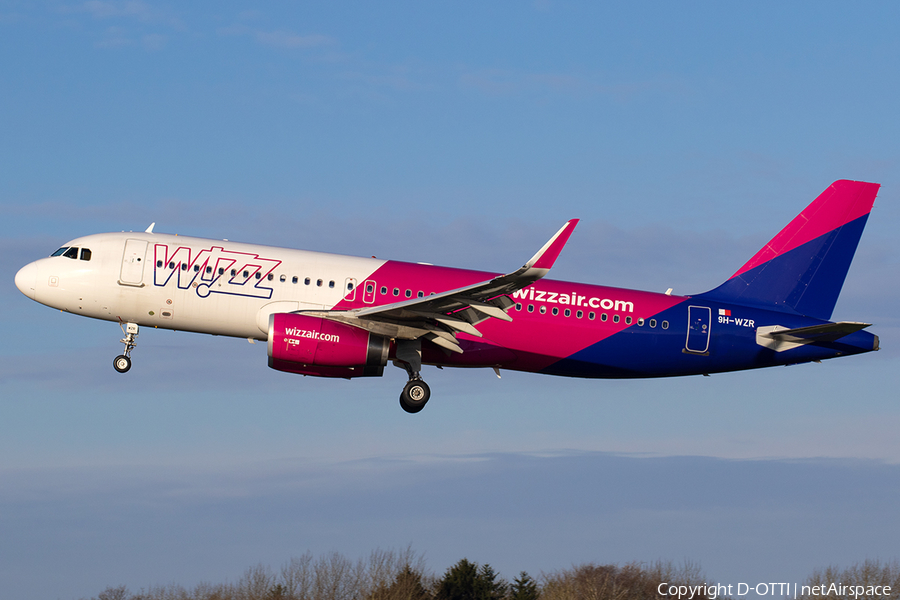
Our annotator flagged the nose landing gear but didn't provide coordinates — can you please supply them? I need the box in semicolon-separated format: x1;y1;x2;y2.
114;322;139;373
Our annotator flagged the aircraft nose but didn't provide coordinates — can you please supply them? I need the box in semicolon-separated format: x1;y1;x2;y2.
15;262;37;300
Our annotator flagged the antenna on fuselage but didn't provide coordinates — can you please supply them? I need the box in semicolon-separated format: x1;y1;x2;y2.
145;223;156;234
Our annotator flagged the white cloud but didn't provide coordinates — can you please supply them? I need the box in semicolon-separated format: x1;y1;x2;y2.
141;32;166;50
94;25;131;47
78;0;184;29
458;67;689;102
254;30;333;50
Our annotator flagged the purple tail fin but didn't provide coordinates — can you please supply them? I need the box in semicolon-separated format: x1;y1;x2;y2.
698;180;879;320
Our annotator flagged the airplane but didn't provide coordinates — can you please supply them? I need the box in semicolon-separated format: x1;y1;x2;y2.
15;180;880;413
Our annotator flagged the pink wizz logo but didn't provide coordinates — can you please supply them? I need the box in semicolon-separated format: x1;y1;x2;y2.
153;244;282;300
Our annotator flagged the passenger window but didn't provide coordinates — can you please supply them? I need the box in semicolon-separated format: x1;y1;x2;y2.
182;264;188;271
207;266;213;274
393;288;400;296
380;286;387;295
347;282;354;290
193;265;200;272
366;284;374;293
255;272;261;279
171;262;177;269
576;310;583;319
218;268;224;275
231;269;236;277
329;280;335;288
552;307;559;316
80;248;92;261
405;290;412;298
527;304;534;313
564;309;571;317
51;247;69;257
515;303;522;311
157;260;163;268
601;313;608;322
317;279;323;287
281;275;287;283
292;276;298;284
417;291;424;298
649;319;657;328
539;306;547;314
588;312;595;320
613;315;620;323
625;316;632;325
638;318;644;326
662;320;669;329
305;277;311;285
63;247;79;259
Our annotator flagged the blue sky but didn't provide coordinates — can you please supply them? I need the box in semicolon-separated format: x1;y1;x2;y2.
2;2;899;599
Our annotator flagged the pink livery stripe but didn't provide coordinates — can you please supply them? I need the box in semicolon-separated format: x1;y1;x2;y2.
731;180;879;280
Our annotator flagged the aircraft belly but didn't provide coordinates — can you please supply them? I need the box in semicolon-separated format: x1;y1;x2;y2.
422;337;517;367
540;303;875;379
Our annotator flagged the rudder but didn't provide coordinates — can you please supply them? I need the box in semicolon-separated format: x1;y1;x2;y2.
697;180;879;320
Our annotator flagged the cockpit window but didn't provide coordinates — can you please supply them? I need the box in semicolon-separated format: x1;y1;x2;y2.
63;247;79;259
51;247;69;257
80;248;92;261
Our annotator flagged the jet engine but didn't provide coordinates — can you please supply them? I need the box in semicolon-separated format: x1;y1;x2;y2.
267;313;389;378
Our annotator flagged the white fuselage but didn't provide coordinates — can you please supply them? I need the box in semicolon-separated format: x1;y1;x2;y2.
16;231;398;341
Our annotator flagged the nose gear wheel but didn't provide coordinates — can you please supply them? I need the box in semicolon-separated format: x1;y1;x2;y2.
114;322;139;374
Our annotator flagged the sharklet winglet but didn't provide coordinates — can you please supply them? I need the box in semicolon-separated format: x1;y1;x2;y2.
525;219;579;271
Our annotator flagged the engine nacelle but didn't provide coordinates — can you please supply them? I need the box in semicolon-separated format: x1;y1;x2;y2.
267;313;389;378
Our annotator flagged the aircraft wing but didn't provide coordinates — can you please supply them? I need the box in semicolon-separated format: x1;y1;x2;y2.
299;219;579;353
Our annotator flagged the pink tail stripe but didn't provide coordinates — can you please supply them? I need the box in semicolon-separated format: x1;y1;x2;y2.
731;180;879;280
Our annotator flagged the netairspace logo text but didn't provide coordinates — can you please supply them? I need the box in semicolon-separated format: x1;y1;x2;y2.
658;581;893;599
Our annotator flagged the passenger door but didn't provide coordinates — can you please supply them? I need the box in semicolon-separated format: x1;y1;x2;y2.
685;305;711;354
119;239;148;286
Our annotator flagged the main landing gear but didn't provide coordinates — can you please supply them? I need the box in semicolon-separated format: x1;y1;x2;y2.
113;322;139;374
395;339;431;413
400;378;431;414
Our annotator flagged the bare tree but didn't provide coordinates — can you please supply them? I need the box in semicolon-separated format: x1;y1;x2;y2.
281;552;315;600
362;547;431;600
236;564;278;600
800;559;900;600
312;551;358;600
541;561;713;600
97;586;130;600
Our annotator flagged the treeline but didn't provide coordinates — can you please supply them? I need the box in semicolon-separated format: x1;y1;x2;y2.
84;550;900;600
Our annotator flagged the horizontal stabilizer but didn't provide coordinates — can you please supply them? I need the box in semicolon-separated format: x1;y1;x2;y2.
756;321;871;352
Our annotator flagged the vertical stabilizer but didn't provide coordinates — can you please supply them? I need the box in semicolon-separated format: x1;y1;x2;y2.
697;180;879;320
